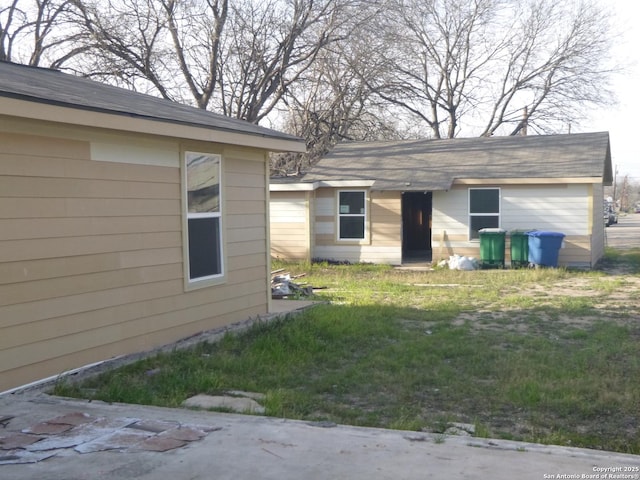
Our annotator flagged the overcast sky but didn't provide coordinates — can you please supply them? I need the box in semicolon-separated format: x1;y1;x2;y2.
581;0;640;181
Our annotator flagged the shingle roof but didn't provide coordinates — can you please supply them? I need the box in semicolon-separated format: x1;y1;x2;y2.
302;132;612;190
0;61;303;145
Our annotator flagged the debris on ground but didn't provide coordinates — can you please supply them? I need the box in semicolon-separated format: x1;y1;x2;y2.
439;255;479;271
271;270;315;299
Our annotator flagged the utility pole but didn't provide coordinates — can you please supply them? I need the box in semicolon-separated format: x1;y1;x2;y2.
620;175;629;212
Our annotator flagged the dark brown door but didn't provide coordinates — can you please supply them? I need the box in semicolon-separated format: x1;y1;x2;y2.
402;192;432;254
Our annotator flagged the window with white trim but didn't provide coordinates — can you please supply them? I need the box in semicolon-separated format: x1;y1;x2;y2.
469;188;500;239
338;190;366;240
185;152;223;281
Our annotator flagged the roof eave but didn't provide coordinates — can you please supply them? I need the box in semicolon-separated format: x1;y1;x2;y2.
0;95;306;153
452;177;606;185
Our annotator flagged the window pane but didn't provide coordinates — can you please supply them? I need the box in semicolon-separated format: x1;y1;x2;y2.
339;191;365;214
188;217;221;279
470;189;499;214
340;216;365;239
187;153;220;213
470;216;499;239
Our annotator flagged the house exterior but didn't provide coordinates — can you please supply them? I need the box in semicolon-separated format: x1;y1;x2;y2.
270;133;612;268
0;61;305;393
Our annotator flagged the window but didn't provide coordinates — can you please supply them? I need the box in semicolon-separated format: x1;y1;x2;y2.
338;190;366;240
469;188;500;239
185;152;223;282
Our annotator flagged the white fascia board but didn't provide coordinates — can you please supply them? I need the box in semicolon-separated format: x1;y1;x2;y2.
319;180;376;188
269;182;319;191
454;177;603;185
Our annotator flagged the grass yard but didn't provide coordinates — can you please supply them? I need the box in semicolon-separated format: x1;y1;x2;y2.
52;248;640;454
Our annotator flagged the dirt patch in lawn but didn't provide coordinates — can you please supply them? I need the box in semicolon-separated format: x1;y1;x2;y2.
453;263;640;336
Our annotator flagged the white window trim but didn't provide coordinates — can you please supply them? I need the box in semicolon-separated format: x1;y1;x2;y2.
468;187;501;241
183;151;225;289
337;189;368;242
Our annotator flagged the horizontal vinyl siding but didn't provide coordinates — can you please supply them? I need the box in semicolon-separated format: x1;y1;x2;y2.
269;191;310;261
2;301;265;395
0;247;181;285
0;131;270;392
219;152;269;300
501;184;589;235
311;188;401;264
0;216;180;241
370;191;401;246
313;246;402;264
433;184;596;267
0;151;178;182
559;235;593;268
1;285;267;379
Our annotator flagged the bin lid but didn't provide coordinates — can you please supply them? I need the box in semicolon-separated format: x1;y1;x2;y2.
478;228;506;233
526;231;565;238
509;229;534;235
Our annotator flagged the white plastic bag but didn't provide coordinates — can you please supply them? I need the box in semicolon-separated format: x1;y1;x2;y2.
448;254;478;270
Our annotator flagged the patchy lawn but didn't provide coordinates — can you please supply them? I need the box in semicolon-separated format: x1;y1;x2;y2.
52;248;640;454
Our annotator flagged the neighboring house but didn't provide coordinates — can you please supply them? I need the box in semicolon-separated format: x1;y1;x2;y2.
270;133;612;268
0;61;305;393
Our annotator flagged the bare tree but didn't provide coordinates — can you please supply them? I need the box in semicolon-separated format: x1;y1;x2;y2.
0;0;88;67
69;0;348;122
369;0;616;139
70;0;199;98
268;1;403;174
272;44;399;174
480;0;616;137
216;0;349;123
161;0;227;109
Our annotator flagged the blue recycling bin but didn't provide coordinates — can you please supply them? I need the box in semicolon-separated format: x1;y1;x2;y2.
527;231;565;267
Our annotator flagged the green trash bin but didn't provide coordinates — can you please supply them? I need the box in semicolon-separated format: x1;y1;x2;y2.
478;228;506;268
509;230;531;268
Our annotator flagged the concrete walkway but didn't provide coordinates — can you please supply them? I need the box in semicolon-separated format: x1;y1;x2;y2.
1;392;639;480
270;299;319;315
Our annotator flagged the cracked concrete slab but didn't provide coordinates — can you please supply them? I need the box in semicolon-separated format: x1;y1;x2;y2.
137;436;187;452
125;419;177;433
0;450;56;465
74;429;151;454
46;412;94;426
23;422;74;435
0;392;639;479
0;433;43;450
0;398;220;467
161;427;207;442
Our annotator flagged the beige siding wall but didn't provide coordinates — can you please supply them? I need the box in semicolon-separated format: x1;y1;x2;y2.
433;183;598;267
312;188;402;264
0;128;269;392
269;191;311;261
371;191;402;247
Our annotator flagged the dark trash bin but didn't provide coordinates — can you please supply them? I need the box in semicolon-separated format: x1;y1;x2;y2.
526;231;565;267
479;228;506;268
509;230;531;268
